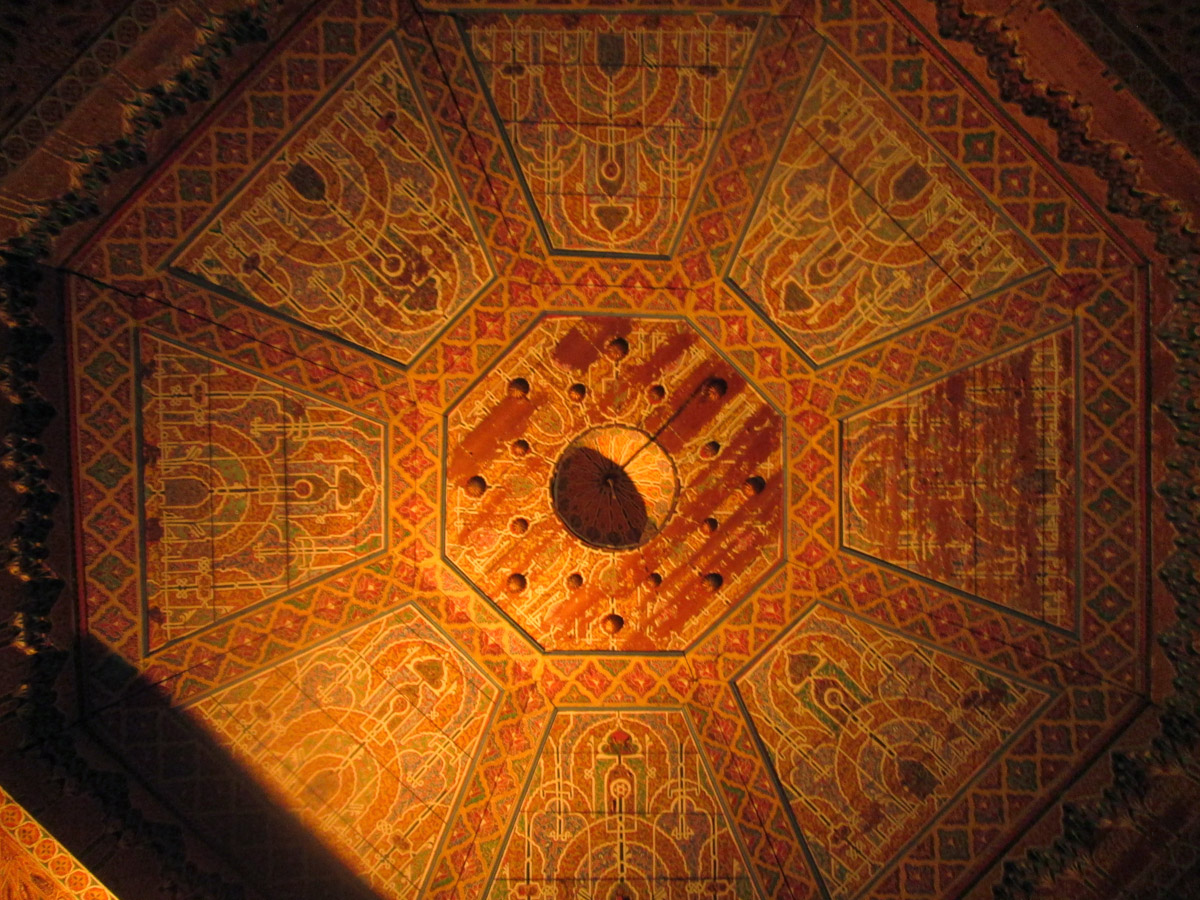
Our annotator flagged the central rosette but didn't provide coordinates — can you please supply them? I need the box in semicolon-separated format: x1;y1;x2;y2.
552;425;679;550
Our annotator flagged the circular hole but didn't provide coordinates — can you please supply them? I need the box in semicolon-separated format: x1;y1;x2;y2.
506;573;527;593
511;517;529;535
550;425;679;551
465;475;487;497
645;572;663;588
566;572;583;589
702;516;719;534
511;438;530;457
649;384;666;402
703;573;724;592
605;336;629;360
701;377;728;401
508;377;530;398
568;383;587;401
700;440;720;459
600;612;625;635
743;475;766;497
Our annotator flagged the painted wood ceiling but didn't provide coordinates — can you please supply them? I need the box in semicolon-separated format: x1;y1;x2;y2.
4;0;1196;898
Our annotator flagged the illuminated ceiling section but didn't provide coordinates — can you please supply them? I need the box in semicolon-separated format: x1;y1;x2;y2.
468;13;759;256
58;0;1154;897
445;315;784;652
173;37;495;365
0;786;120;900
728;47;1045;365
489;709;753;899
138;333;388;650
188;606;499;897
736;604;1053;900
841;326;1079;629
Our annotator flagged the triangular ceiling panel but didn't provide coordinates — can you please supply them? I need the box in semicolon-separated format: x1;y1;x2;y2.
488;709;753;898
188;606;499;896
467;13;759;257
728;47;1045;366
736;604;1053;899
840;326;1077;629
172;37;495;366
138;333;388;650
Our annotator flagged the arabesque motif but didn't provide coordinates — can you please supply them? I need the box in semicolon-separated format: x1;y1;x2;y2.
174;37;494;364
0;786;119;900
189;606;499;897
841;326;1078;628
52;0;1154;898
729;48;1044;365
490;709;753;899
737;604;1052;899
138;333;387;649
469;13;759;255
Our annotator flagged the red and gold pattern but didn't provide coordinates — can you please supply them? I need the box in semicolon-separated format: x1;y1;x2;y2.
189;605;499;896
173;37;495;365
728;47;1045;365
491;709;752;898
737;604;1051;899
138;333;388;649
841;326;1078;629
0;786;119;900
59;0;1153;897
468;13;759;255
445;315;784;652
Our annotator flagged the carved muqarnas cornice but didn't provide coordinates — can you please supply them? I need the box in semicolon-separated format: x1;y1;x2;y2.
1;1;1199;898
1;5;284;900
933;0;1200;897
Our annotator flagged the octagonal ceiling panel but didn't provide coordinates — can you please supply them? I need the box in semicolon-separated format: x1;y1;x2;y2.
727;46;1046;366
171;36;495;365
137;333;388;651
48;0;1161;897
736;604;1054;900
840;325;1078;629
445;314;784;652
488;709;752;899
467;13;760;256
188;605;499;898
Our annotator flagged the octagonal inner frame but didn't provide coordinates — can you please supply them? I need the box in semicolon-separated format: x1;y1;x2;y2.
443;313;786;653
